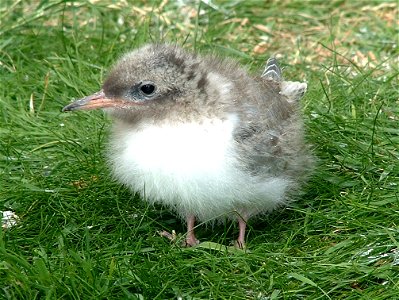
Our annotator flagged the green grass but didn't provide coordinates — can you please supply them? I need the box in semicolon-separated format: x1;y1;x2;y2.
1;0;398;299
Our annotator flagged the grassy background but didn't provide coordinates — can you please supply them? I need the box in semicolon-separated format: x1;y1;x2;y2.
1;0;398;299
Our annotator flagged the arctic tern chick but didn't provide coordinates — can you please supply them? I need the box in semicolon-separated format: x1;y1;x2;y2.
63;44;313;249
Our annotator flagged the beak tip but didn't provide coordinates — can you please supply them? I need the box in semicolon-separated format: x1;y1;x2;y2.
62;90;108;112
62;104;74;112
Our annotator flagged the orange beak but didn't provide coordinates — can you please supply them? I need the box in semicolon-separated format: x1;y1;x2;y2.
62;90;134;112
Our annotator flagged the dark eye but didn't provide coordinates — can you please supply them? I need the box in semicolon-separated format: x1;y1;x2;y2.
139;83;156;96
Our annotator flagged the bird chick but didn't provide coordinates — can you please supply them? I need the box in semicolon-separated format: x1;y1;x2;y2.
63;44;313;249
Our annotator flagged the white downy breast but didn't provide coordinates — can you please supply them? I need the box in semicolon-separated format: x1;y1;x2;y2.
109;114;291;221
122;116;237;176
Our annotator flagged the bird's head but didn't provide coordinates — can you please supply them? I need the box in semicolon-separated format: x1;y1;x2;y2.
63;44;208;121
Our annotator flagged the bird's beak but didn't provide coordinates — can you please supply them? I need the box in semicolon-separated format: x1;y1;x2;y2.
62;90;115;112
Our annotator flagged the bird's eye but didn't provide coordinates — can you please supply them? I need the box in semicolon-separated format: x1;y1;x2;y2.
139;83;156;96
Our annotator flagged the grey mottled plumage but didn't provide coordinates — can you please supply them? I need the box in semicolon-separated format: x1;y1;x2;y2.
63;44;313;248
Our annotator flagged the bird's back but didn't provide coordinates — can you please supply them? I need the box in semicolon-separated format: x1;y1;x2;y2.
195;54;312;182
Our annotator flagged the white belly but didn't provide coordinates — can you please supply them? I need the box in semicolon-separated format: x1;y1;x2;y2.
108;116;291;221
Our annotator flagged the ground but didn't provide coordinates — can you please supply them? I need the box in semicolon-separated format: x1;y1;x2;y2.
0;1;398;299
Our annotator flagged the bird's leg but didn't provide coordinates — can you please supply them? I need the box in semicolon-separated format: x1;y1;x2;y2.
184;214;199;247
235;214;248;249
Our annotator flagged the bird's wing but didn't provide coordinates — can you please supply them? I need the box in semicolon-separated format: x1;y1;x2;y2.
261;57;282;81
280;81;307;103
233;73;306;175
261;57;307;103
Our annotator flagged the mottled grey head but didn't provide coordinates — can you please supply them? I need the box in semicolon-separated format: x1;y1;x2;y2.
63;43;308;122
63;44;208;118
103;44;202;106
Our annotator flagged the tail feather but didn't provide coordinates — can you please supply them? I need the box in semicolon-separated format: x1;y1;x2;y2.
261;57;282;81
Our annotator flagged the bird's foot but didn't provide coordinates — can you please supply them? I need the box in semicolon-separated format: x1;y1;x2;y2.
235;214;248;250
234;239;246;250
183;232;199;247
183;214;199;247
158;230;199;247
158;230;177;242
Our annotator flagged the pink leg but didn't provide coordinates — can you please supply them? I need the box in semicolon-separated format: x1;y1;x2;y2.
185;215;199;247
235;215;248;249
